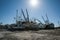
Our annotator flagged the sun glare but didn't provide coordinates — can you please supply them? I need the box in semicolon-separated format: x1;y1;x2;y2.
29;0;39;7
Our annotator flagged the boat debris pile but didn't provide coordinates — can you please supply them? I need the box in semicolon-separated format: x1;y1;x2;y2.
0;9;60;31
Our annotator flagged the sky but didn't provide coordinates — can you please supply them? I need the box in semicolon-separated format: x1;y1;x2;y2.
0;0;60;27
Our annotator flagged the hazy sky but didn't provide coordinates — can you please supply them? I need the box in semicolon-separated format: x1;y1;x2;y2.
0;0;60;26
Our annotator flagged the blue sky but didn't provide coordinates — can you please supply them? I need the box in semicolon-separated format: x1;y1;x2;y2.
0;0;60;27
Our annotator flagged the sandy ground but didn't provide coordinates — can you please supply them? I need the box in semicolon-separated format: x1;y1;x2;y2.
0;29;60;40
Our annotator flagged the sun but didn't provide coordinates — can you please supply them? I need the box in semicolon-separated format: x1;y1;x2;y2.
29;0;39;7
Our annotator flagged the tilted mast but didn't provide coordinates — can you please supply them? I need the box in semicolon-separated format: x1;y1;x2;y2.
42;16;45;23
58;21;60;27
46;14;49;24
21;9;27;21
26;9;29;22
16;10;18;24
